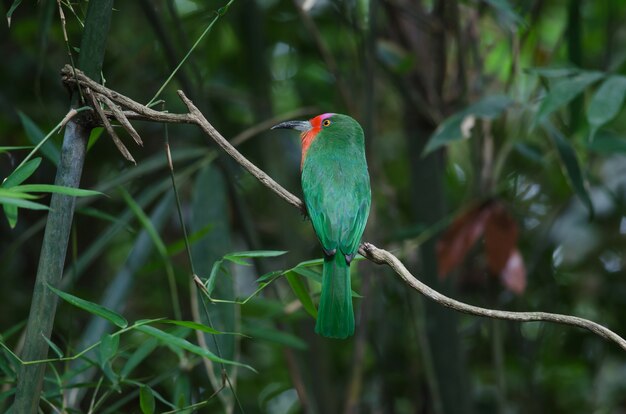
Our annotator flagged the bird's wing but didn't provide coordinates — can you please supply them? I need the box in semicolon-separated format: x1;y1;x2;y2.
302;158;370;256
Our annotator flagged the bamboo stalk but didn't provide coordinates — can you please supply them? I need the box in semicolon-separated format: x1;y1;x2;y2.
12;1;113;412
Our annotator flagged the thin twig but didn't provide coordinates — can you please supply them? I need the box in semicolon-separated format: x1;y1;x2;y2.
89;92;136;163
100;95;143;146
61;66;626;352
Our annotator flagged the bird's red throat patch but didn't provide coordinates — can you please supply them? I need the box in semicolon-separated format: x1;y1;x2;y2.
300;113;333;168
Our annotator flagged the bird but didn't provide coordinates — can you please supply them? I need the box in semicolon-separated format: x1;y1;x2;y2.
272;113;371;338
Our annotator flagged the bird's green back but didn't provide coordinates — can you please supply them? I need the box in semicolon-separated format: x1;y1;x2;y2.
301;114;371;257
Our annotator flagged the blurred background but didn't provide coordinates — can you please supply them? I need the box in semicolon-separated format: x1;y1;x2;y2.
2;0;626;412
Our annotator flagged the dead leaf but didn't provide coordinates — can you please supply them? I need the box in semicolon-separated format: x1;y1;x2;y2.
484;203;518;274
437;201;493;278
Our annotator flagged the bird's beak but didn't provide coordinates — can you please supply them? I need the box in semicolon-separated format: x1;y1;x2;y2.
270;120;312;132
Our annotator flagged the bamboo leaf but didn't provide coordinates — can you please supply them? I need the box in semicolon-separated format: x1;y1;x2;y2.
2;205;17;229
2;158;42;188
256;270;284;284
0;146;33;153
545;124;594;217
17;112;60;165
536;71;604;125
285;272;317;318
134;325;255;371
586;75;626;141
223;255;251;266
425;95;514;154
11;184;103;197
224;250;288;259
40;334;63;358
140;385;156;414
206;259;223;297
586;133;626;154
525;66;580;78
0;189;39;199
0;197;49;210
161;320;224;335
99;334;119;367
47;284;128;328
6;0;23;27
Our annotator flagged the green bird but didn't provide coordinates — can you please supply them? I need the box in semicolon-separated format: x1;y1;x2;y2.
272;113;371;338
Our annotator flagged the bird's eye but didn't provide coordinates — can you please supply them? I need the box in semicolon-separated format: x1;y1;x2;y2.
322;119;331;127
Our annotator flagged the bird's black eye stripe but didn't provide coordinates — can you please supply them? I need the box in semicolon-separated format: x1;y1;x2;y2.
322;119;331;127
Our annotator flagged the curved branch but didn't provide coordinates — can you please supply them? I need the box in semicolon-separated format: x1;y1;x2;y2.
359;243;626;351
60;66;626;351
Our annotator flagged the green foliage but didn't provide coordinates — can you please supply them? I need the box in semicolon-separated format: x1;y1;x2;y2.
425;95;514;154
535;71;604;124
17;112;60;165
587;75;626;140
48;284;128;328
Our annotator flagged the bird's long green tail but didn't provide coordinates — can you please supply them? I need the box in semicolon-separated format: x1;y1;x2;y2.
315;254;354;339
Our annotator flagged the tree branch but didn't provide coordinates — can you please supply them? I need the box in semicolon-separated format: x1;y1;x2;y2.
61;65;626;352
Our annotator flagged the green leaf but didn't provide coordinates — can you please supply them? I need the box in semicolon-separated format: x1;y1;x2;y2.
165;223;212;256
11;184;104;197
294;258;325;267
545;124;594;218
17;111;60;165
2;204;16;228
224;250;288;259
285;272;317;318
87;127;105;151
120;188;168;258
586;133;626;154
243;325;308;350
99;334;119;367
48;284;128;328
256;270;284;284
223;255;251;266
586;75;626;141
0;196;49;210
1;182;48;226
206;259;223;297
0;189;38;199
525;66;580;78
161;320;224;335
536;71;604;125
140;385;156;414
6;0;23;27
425;95;514;154
41;334;63;358
134;325;255;371
291;266;362;298
0;146;33;154
290;266;322;283
2;157;42;188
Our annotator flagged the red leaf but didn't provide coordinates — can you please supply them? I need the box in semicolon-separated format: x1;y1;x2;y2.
500;249;526;294
437;202;493;278
484;203;518;274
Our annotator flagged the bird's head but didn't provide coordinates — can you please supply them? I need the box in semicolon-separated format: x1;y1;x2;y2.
271;113;337;165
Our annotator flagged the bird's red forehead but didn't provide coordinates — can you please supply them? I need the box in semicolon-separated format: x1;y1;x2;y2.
300;113;334;169
309;113;334;128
